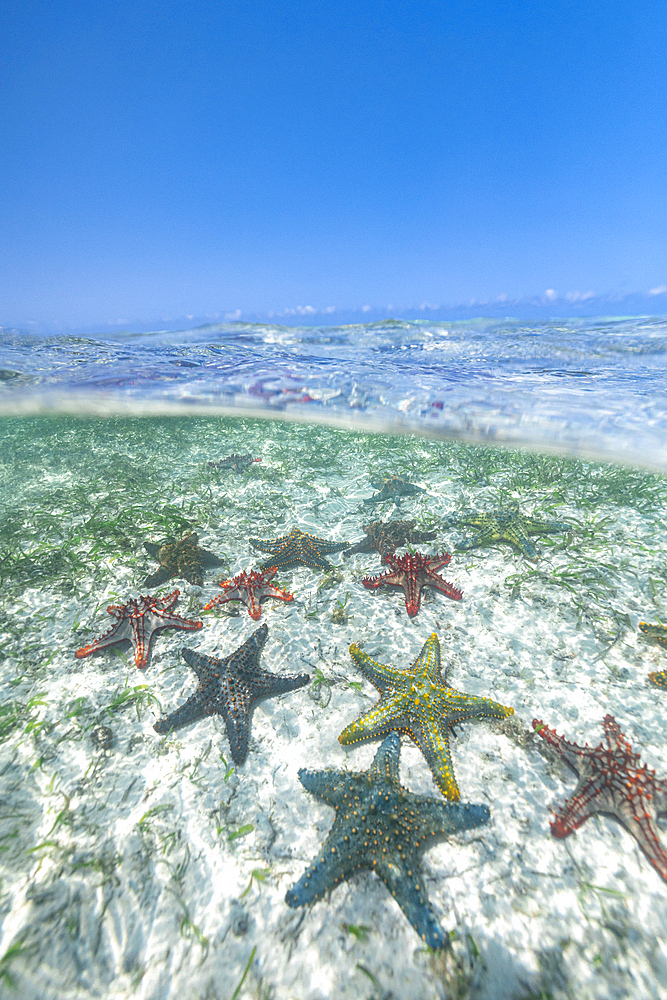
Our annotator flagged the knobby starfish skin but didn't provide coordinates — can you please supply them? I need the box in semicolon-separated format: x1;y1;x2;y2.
203;566;294;620
339;632;514;800
285;732;490;948
364;476;427;506
153;624;309;763
362;550;462;617
207;453;262;472
144;532;224;588
533;716;667;882
250;526;348;572
448;503;569;561
344;519;438;558
75;590;202;670
639;621;667;649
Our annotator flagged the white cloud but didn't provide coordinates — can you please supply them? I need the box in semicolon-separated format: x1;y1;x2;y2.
544;288;557;301
224;309;242;320
323;305;335;314
361;305;371;313
649;285;667;296
496;293;507;303
565;290;595;303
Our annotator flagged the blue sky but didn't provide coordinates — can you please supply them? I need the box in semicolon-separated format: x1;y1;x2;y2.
2;0;666;329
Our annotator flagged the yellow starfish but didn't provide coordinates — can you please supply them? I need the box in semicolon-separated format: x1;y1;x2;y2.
339;632;514;800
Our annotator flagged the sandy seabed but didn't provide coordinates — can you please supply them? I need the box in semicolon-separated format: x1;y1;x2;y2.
1;415;667;1000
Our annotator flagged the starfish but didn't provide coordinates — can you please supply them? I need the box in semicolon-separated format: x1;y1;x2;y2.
339;632;514;800
250;526;348;572
344;519;438;558
207;453;262;472
144;531;225;587
203;566;294;620
639;621;667;649
75;590;202;669
532;715;667;882
364;476;427;506
362;550;462;617
153;624;309;762
448;503;569;561
285;732;490;948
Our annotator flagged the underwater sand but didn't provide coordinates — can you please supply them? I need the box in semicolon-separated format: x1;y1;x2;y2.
1;416;667;999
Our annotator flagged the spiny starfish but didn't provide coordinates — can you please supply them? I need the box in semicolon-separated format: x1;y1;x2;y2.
75;590;202;669
153;624;309;763
533;715;667;882
362;550;462;617
203;566;294;620
448;503;569;561
344;519;438;558
365;476;427;505
144;531;224;588
639;621;667;688
207;453;262;472
250;526;348;572
285;732;490;948
339;632;514;800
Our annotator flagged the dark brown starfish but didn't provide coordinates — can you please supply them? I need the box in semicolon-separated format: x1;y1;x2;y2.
533;715;667;882
344;519;437;558
144;532;224;588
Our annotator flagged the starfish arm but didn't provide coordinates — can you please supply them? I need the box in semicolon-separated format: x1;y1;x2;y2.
261;584;294;603
249;536;282;553
361;569;402;590
375;857;446;948
145;567;172;587
550;778;610;836
247;668;310;699
368;732;401;783
410;715;460;801
285;827;362;907
441;688;514;728
348;644;406;691
153;691;209;734
343;538;372;556
411;633;443;684
144;542;161;557
500;526;539;560
522;516;569;534
74;617;130;658
417;800;491;840
619;812;667;881
298;768;352;808
199;549;225;567
221;700;252;765
179;560;204;587
532;719;592;774
423;571;463;601
338;694;408;745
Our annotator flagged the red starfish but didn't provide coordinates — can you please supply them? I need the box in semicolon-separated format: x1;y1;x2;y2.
533;715;667;882
75;590;203;669
361;550;462;617
203;566;294;620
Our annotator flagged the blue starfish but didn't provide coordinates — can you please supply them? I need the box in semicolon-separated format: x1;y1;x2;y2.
249;526;348;571
448;503;569;561
153;624;309;763
285;732;490;947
